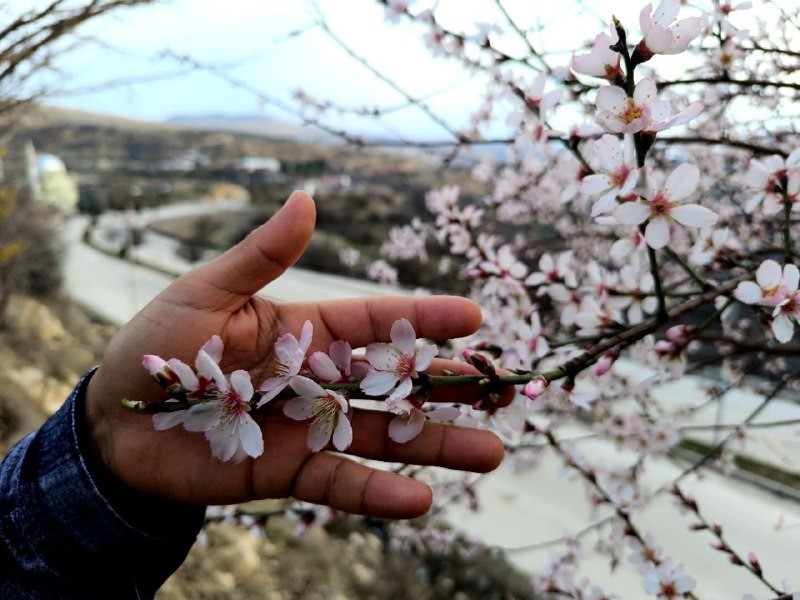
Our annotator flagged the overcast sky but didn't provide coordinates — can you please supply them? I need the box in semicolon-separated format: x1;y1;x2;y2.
31;0;718;138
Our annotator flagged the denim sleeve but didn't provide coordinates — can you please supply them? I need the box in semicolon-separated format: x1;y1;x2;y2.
0;369;206;599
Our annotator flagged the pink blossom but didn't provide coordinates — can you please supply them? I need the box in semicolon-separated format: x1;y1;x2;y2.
478;244;529;297
613;163;718;249
575;296;620;336
734;259;795;308
284;376;352;452
619;259;658;322
522;376;548;401
152;347;263;463
743;149;800;215
525;251;577;291
360;318;437;402
385;395;427;443
309;340;352;383
257;320;313;407
580;134;640;216
643;99;703;134
628;534;664;570
642;559;696;599
637;0;703;58
596;77;701;135
571;30;622;81
513;310;550;361
595;79;656;134
367;259;399;285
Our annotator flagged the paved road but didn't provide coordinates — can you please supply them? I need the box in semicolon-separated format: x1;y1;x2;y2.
65;207;404;326
62;205;800;599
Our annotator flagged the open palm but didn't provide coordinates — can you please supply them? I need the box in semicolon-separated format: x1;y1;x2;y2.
86;192;504;518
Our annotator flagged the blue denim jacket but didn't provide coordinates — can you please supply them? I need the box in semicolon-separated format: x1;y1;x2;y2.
0;370;206;599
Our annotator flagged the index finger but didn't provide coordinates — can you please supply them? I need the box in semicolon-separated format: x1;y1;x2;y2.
280;295;483;350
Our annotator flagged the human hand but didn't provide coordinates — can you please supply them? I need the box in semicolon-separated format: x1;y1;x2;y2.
86;191;505;518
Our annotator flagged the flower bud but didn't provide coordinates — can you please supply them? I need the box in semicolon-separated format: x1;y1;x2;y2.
142;355;180;389
594;350;619;376
522;376;549;401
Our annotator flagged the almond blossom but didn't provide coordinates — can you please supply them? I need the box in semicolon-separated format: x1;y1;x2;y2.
733;260;794;308
596;77;701;135
654;324;692;378
309;340;352;383
580;134;640;217
151;342;264;463
636;0;703;60
512;310;550;364
571;29;622;81
360;318;437;402
284;376;352;452
619;260;658;323
525;251;578;293
257;320;313;407
735;260;800;342
612;163;718;249
743;149;800;215
641;559;696;599
595;79;656;134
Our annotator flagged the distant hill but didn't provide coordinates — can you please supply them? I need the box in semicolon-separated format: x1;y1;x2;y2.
25;105;185;132
166;113;337;143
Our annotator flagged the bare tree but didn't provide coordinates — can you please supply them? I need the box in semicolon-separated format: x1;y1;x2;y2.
0;0;155;324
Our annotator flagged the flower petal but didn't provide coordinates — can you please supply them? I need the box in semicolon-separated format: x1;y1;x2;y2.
153;411;186;430
239;414;264;459
390;318;417;355
229;370;254;403
299;320;314;353
734;281;763;305
329;340;352;375
283;396;316;421
289;375;326;399
183;402;222;432
596;85;628;112
167;358;199;391
196;350;227;391
665;163;699;201
142;355;168;377
580;174;613;195
309;351;341;382
365;343;399;371
633;77;657;105
613;201;651;225
307;420;333;452
332;416;353;451
784;264;800;292
756;259;782;288
360;370;399;396
772;313;795;343
388;409;426;443
388;376;414;402
670;204;718;228
415;343;438;372
205;426;240;462
200;335;224;364
645;217;670;249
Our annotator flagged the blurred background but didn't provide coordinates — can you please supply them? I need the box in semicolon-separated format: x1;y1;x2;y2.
1;2;793;599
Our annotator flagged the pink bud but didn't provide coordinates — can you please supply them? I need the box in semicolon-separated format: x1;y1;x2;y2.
142;355;168;376
522;376;548;400
142;354;181;389
666;324;692;345
594;350;619;376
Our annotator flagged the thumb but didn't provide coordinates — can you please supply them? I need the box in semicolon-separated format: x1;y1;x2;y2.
172;190;316;307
